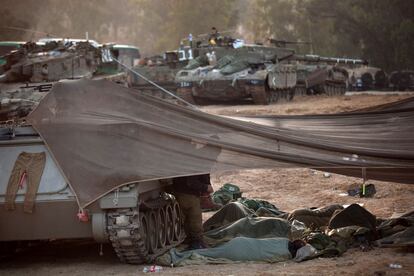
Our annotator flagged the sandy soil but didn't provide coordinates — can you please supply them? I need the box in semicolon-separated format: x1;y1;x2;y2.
1;93;413;275
201;93;413;116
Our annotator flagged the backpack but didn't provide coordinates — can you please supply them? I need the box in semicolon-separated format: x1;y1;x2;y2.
212;183;242;205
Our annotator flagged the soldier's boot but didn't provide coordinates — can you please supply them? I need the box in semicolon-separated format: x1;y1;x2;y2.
200;194;221;211
185;239;208;250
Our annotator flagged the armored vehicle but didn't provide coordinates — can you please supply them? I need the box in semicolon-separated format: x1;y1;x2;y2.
374;70;389;90
293;55;368;96
295;64;348;96
127;51;186;99
1;40;101;83
0;39;140;120
127;35;244;99
0;125;184;264
175;39;367;105
0;40;101;120
389;70;414;91
175;43;297;105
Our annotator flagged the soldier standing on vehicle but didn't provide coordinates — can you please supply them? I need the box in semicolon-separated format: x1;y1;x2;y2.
172;174;212;250
208;27;221;45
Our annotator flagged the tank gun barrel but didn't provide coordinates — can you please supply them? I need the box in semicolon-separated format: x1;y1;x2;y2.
195;29;236;38
293;54;368;65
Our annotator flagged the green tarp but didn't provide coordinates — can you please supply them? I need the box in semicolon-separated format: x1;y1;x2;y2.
158;237;292;266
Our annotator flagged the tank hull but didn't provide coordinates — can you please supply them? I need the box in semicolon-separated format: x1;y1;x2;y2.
175;63;297;105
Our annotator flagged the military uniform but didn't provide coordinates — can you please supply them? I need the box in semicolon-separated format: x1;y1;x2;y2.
172;174;210;245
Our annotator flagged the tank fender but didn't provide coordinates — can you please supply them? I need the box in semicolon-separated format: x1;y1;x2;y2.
99;185;138;209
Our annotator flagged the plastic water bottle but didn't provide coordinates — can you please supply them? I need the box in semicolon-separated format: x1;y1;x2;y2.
143;265;163;273
389;263;402;269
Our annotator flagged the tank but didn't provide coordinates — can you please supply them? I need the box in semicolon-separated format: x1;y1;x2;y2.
0;40;102;83
175;43;297;105
0;40;138;120
293;55;368;96
127;35;245;100
295;64;348;96
0;125;184;264
175;39;367;105
127;51;186;100
389;70;414;91
0;40;101;120
374;70;389;90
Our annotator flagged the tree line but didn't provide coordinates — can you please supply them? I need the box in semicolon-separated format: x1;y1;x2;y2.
0;0;413;71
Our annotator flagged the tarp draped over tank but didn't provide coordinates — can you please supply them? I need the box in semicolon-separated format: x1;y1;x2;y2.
27;79;414;207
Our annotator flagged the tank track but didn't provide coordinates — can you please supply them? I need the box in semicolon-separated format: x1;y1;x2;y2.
250;85;294;105
322;82;346;96
106;194;185;264
294;85;307;97
176;87;196;104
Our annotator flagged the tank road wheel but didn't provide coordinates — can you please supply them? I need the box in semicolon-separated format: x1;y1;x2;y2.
322;84;329;95
340;85;346;95
278;89;285;101
328;85;333;95
332;85;337;96
172;201;183;241
302;87;307;96
146;211;158;254
271;90;280;103
336;85;342;95
329;85;334;96
107;196;186;264
295;86;304;97
176;87;196;105
336;86;341;95
157;208;167;248
164;204;174;245
139;212;149;256
286;88;295;101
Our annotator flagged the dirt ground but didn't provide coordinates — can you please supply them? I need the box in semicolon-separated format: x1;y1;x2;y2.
1;93;414;275
201;93;413;116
